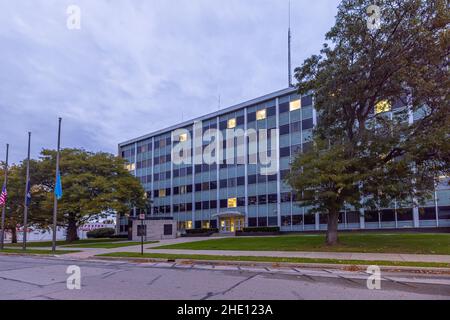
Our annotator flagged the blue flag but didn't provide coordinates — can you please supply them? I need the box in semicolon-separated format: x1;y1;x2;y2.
25;182;31;207
55;171;63;200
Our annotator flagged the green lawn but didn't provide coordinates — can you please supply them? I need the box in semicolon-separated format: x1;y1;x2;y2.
154;233;450;255
6;238;124;248
97;252;450;269
64;241;159;249
0;248;80;255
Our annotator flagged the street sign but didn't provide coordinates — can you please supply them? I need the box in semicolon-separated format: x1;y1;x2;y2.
139;213;145;220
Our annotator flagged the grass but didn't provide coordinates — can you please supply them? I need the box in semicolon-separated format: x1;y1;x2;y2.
97;252;450;269
64;241;159;249
154;233;450;255
6;238;125;248
0;248;80;255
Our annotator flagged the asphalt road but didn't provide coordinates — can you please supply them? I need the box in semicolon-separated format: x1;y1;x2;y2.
0;255;449;300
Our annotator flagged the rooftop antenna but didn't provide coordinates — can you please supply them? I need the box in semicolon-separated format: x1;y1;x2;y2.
288;0;293;87
218;94;221;110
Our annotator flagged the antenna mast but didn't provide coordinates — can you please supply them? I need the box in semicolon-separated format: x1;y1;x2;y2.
288;0;293;87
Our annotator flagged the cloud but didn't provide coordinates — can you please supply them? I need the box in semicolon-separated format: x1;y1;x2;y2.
0;0;340;164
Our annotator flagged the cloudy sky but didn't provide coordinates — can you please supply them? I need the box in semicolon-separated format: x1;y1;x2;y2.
0;0;340;164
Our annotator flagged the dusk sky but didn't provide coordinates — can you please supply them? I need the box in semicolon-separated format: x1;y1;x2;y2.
0;0;340;164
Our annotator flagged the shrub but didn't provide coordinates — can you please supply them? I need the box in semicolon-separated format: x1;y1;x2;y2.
241;227;280;233
185;228;219;235
86;228;116;238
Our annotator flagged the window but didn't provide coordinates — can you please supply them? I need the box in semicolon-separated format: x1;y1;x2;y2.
163;224;173;235
256;109;267;120
280;124;290;135
290;99;301;111
248;174;256;184
179;133;188;142
375;100;391;114
237;176;245;186
302;118;314;130
228;198;237;208
301;95;313;107
158;189;166;198
227;118;236;129
248;196;257;205
279;102;289;113
247;112;256;122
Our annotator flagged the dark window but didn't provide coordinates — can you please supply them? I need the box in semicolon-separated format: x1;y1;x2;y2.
248;175;257;184
304;214;316;225
292;215;303;225
258;217;267;227
267;174;277;182
173;169;179;178
173;186;179;195
268;216;278;226
210;220;218;229
257;174;266;184
291;121;301;133
319;214;328;224
282;215;291;226
236;115;245;126
195;164;202;173
365;210;379;222
381;209;395;222
438;206;450;220
210;200;217;209
186;203;193;211
280;147;291;158
195;202;202;210
210;181;217;190
268;194;278;203
279;102;289;113
237;176;245;186
280;124;290;135
220;199;228;208
248;218;257;227
237;197;245;207
163;224;173;235
346;211;360;224
228;178;236;187
186;185;193;193
301;95;313;107
165;171;171;179
247;112;256;122
195;183;202;192
267;106;276;117
248;196;257;205
220;179;227;188
281;192;291;203
397;208;413;221
195;221;202;229
302;118;314;130
258;195;267;205
187;167;193;175
219;121;227;130
202;182;210;191
202;201;210;210
418;207;436;220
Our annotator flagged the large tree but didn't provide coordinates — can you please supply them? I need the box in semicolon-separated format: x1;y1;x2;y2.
1;149;146;243
288;0;449;245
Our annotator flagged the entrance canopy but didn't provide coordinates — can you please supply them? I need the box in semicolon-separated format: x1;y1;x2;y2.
212;211;245;219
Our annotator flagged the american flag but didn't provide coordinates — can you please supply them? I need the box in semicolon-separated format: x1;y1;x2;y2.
0;184;6;206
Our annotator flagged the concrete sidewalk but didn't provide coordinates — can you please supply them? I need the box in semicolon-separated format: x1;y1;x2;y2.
5;236;450;264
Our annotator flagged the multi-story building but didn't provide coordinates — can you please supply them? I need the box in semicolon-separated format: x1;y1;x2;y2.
117;87;450;235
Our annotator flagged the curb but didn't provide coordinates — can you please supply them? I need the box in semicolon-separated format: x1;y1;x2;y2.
93;256;450;274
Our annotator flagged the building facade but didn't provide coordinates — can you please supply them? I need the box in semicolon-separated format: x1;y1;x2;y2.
117;87;450;234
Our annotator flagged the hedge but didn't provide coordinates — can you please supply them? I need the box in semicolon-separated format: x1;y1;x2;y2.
240;226;280;233
185;228;219;235
86;228;116;238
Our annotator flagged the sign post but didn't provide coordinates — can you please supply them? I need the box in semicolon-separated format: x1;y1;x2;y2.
139;213;145;256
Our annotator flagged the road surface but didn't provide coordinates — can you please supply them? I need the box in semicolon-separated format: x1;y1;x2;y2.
0;255;449;300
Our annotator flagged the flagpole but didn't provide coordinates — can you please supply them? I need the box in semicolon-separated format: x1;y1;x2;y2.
52;118;62;253
0;144;9;250
23;132;31;251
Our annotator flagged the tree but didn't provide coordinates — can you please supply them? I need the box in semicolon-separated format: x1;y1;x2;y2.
288;0;449;245
34;149;146;242
0;161;49;243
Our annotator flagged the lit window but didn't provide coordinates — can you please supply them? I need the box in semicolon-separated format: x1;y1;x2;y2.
227;118;236;129
256;109;267;120
186;221;193;229
124;163;135;171
375;100;391;114
290;100;301;111
228;198;237;208
179;133;188;142
158;189;166;198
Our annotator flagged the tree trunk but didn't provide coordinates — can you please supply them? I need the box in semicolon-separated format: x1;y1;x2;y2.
66;218;79;243
326;210;339;246
11;227;17;244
